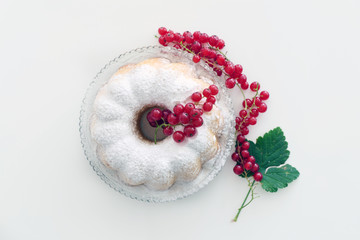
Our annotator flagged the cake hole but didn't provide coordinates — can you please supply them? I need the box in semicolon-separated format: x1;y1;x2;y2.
136;106;168;143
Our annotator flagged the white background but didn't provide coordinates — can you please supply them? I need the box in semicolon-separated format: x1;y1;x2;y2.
1;0;359;239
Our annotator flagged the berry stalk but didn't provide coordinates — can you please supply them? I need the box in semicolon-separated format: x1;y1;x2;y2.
233;180;256;222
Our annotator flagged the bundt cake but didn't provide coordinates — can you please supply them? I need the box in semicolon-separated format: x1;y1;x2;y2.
90;58;227;190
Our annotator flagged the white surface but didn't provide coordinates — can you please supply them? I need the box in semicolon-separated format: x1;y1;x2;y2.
0;0;359;239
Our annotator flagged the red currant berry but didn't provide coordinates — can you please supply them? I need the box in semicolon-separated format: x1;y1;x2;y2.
250;108;259;117
158;36;167;46
224;62;235;75
193;55;201;63
150;108;162;121
225;78;236;89
165;33;175;42
250;82;260;91
239;109;248;118
253;98;261;107
258;102;267;113
158;27;168;36
214;68;222;76
162;109;172;123
173;131;185;143
200;47;210;57
237;74;247;84
217;39;225;49
208;49;217;59
209;35;219;47
209;85;219;95
241;150;250;158
244;161;253;171
216;54;226;66
174;33;184;43
242;99;253;108
233;165;244;175
184;125;196;137
260;91;270;100
241;82;249;90
241;127;249;135
241;141;250;150
231;152;240;161
167;113;179;125
184;103;195;114
251;163;259;172
191;41;202;53
191;92;202;102
248;117;257;125
199;33;209;43
203;102;213;112
247;156;256;164
163;126;174;136
237;135;246;143
206;96;216;104
198;108;203;115
192;117;203;127
233;64;243;78
183;31;194;43
235;117;241;125
253;172;263;181
173;104;185;115
190;108;202;119
193;31;201;40
203;88;211;98
179;112;190;124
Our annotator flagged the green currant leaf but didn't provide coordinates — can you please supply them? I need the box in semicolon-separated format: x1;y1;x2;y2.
243;127;299;192
248;127;290;169
260;164;300;192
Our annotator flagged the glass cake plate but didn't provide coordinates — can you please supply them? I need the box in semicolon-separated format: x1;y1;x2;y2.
79;46;235;202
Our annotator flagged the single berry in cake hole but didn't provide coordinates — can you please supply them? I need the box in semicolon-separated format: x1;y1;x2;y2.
162;109;172;123
192;117;203;127
173;131;185;143
184;125;197;137
150;108;162;121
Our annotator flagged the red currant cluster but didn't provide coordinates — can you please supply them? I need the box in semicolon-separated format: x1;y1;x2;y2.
156;27;271;181
146;85;219;143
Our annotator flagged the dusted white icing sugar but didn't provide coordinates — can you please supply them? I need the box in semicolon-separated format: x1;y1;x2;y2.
91;58;226;190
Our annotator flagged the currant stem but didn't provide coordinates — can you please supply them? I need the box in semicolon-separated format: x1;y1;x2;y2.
233;180;255;222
